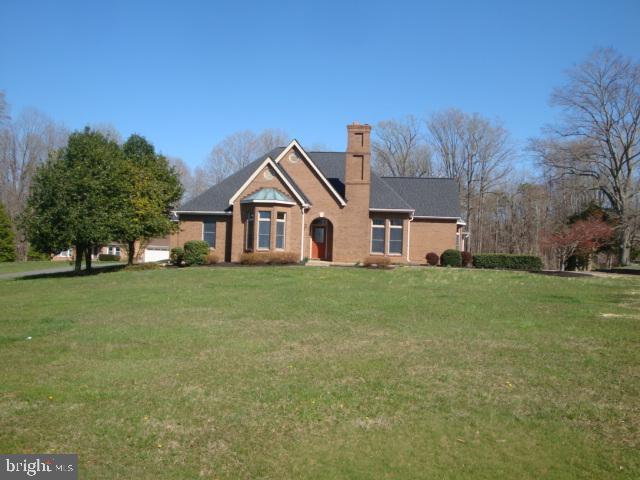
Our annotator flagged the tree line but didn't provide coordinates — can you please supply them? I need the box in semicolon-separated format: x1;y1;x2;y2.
1;47;638;268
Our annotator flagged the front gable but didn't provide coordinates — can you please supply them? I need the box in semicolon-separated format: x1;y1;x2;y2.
274;141;347;207
229;158;308;209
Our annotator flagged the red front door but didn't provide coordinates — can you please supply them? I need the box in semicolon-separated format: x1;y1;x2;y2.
311;226;326;259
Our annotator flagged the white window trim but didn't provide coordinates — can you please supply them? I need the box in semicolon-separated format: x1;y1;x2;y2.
245;212;255;251
370;218;386;255
388;219;403;256
275;212;286;250
257;210;271;251
369;218;404;256
202;220;216;248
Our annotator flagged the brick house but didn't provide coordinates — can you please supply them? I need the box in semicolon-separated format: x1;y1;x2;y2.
172;123;465;264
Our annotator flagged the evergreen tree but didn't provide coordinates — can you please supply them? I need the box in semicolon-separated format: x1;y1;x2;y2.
117;134;183;265
22;128;127;272
0;203;16;262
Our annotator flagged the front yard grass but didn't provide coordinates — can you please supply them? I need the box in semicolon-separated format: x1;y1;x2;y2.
0;266;638;478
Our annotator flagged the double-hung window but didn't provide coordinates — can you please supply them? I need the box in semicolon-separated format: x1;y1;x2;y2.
246;212;254;251
203;220;216;248
371;218;385;254
108;245;121;256
258;211;271;250
370;218;403;255
275;212;286;249
388;219;403;254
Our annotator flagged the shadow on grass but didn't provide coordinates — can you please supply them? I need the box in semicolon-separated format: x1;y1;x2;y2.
597;268;640;276
15;264;126;281
533;270;594;278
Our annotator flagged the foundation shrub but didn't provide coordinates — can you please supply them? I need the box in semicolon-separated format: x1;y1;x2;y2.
183;240;210;266
426;252;439;266
472;253;543;271
441;249;462;267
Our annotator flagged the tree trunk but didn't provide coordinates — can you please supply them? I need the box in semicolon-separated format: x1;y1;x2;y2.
620;224;631;266
84;247;92;272
127;240;135;266
74;244;83;272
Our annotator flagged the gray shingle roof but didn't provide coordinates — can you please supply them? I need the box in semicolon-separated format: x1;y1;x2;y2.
178;148;285;212
380;177;461;217
178;148;460;218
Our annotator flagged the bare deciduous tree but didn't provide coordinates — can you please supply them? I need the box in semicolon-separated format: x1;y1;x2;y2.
0;107;68;259
427;109;512;251
205;128;288;185
0;91;9;125
532;48;640;264
372;116;432;177
168;157;194;201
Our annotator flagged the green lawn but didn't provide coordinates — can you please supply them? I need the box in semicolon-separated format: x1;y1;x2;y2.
0;266;638;479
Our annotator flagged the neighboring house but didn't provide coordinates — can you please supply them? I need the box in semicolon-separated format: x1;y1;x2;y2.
172;123;465;263
51;238;171;263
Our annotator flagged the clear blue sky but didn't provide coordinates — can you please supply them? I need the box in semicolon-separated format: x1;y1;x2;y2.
1;0;638;169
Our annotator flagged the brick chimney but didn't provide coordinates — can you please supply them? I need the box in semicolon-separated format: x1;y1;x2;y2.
334;122;371;261
345;122;371;201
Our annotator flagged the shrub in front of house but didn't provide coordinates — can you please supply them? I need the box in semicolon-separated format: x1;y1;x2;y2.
183;240;210;266
240;252;298;265
269;252;299;264
170;247;185;266
205;252;220;265
472;253;543;271
461;251;473;267
363;255;392;268
441;249;462;267
426;252;439;266
98;254;120;262
240;252;267;265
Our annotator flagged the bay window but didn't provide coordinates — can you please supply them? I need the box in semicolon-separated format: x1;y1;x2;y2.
246;212;254;251
276;212;286;249
258;211;271;250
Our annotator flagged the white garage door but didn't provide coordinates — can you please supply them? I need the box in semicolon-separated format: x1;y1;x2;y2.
143;247;170;263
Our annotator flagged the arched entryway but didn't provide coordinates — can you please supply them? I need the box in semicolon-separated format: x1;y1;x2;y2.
309;218;333;261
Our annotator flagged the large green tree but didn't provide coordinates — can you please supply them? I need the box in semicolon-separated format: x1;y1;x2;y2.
22;128;127;272
117;134;183;265
0;202;16;262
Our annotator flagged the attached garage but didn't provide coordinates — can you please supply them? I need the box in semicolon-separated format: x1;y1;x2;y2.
143;247;170;263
